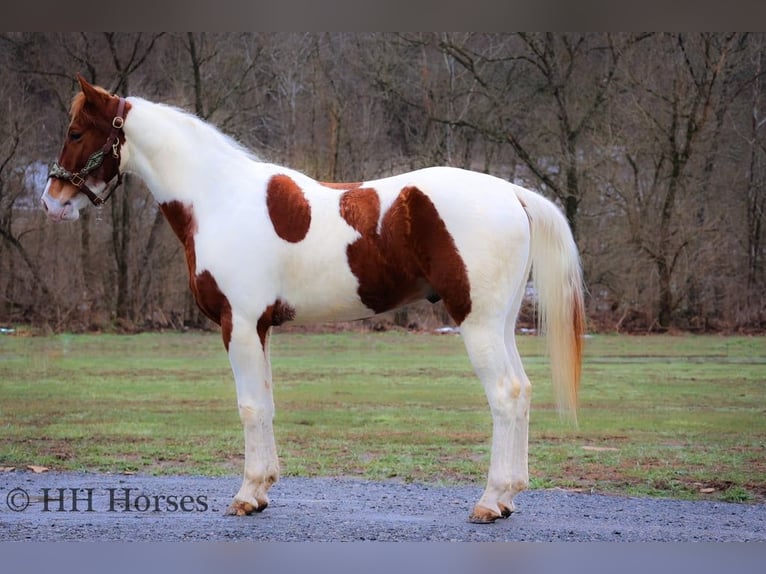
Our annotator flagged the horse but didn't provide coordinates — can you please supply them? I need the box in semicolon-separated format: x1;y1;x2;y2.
41;74;584;524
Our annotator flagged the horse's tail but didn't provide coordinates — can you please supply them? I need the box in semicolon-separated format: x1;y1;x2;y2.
513;185;585;424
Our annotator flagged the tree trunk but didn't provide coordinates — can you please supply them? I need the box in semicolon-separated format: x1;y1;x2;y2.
111;177;132;322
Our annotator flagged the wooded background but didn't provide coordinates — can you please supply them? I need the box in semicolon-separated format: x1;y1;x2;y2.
0;33;763;333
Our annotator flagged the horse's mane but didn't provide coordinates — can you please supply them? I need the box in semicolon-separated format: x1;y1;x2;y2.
162;102;264;164
71;88;263;163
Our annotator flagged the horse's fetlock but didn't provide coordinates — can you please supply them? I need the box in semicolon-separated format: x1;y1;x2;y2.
511;479;528;493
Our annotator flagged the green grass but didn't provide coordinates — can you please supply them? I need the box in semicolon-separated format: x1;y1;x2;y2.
1;330;764;503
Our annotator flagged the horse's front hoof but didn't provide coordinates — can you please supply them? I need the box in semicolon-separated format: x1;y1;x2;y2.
468;505;503;524
224;499;268;516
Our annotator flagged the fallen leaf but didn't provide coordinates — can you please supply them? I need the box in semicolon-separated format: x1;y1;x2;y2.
700;487;716;494
0;466;15;472
26;465;49;473
581;445;619;452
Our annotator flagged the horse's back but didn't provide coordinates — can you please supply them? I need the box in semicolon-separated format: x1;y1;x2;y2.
362;166;531;263
200;164;532;325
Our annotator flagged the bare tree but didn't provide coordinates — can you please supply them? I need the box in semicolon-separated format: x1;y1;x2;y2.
609;33;742;329
98;33;164;323
742;37;766;304
386;33;649;243
0;39;58;323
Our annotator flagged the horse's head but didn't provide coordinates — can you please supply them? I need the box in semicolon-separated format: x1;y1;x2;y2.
41;74;131;221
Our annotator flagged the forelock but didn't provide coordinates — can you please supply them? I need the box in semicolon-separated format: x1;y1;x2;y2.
69;85;112;124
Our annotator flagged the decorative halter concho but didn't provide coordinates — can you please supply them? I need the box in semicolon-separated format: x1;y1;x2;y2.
48;97;127;207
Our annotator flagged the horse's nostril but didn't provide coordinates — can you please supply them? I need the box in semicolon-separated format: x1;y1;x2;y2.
41;199;49;212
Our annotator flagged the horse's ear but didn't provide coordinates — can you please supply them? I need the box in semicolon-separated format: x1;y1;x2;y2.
76;74;109;106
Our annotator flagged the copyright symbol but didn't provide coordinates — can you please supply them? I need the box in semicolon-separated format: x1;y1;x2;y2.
6;488;30;512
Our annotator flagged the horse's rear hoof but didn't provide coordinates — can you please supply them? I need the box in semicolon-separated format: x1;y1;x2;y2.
224;499;267;516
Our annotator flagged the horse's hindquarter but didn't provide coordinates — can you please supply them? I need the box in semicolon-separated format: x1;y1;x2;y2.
367;168;532;313
306;167;530;324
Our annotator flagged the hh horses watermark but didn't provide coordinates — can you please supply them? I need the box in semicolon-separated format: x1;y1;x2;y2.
2;485;210;513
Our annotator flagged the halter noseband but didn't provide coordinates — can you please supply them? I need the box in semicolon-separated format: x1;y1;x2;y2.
48;97;127;207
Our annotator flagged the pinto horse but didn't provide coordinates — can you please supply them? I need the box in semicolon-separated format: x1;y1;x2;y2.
41;75;584;524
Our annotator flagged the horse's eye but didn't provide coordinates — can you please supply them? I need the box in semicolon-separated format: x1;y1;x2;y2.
69;131;82;142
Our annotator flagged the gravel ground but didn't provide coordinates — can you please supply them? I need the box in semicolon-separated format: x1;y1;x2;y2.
1;471;764;542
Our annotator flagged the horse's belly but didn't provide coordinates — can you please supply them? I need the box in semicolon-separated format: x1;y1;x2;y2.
290;301;376;325
261;239;368;324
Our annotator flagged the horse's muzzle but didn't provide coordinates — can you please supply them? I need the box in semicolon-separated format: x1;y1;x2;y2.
41;186;80;222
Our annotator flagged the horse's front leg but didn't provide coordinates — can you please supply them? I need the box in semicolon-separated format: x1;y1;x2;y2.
224;319;279;516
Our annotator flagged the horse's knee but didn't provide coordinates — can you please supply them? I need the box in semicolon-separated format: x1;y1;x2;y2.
238;403;273;424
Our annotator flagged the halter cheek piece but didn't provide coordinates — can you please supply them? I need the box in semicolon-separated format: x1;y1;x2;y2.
48;97;127;207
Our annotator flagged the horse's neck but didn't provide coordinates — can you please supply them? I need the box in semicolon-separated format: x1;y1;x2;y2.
121;98;255;206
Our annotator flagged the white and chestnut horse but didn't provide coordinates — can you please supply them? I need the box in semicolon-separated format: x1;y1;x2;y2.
42;75;584;524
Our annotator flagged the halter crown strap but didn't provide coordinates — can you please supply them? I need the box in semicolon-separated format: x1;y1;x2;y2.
49;96;127;207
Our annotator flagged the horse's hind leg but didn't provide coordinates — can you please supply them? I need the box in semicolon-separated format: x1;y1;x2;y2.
460;275;531;523
461;316;528;524
496;300;532;516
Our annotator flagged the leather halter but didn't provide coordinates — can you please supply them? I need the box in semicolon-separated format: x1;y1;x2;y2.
48;97;127;207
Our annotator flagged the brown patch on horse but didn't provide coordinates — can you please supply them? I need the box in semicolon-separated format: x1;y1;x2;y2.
339;187;380;236
159;201;197;282
195;271;233;349
266;174;312;243
402;186;472;324
340;187;418;312
320;181;362;190
160;200;233;350
340;186;471;323
256;299;296;348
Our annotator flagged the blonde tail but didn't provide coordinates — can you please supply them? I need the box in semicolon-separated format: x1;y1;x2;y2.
514;185;585;423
